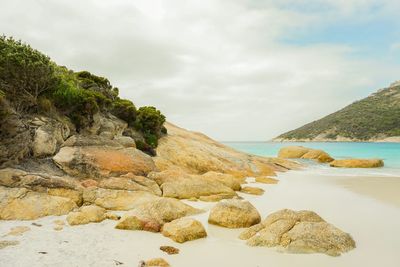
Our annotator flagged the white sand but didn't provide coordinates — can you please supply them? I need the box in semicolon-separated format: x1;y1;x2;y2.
1;169;400;267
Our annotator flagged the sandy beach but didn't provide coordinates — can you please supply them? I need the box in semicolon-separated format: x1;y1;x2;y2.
1;168;399;267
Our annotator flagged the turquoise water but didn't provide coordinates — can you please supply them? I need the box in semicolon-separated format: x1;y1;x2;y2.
224;142;400;170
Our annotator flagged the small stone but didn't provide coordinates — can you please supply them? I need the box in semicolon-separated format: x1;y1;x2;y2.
143;258;170;267
160;245;180;255
240;186;265;195
31;223;42;227
6;226;30;236
54;226;63;231
0;240;19;249
105;212;121;221
53;220;65;226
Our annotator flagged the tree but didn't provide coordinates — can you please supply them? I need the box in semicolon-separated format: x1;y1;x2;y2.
0;36;58;112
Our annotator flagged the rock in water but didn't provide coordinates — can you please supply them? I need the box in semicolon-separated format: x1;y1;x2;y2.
278;146;334;163
208;199;261;228
330;159;384;168
67;205;107;225
161;217;207;243
239;209;356;256
0;186;77;220
115;198;203;232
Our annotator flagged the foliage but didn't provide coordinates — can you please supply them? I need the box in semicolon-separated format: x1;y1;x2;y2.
111;98;137;126
135;140;156;156
135;106;166;139
278;85;400;140
0;36;58;112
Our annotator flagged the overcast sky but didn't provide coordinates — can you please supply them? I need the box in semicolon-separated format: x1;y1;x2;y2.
1;0;399;140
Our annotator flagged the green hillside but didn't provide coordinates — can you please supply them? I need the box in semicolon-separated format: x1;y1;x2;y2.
275;83;400;141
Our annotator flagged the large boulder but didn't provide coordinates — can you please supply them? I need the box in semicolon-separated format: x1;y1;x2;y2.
98;175;161;196
67;205;106;225
115;198;203;232
278;146;334;163
330;159;384;168
208;199;261;228
161;217;207;243
32;120;70;157
83;188;157;210
240;209;356;256
53;146;156;179
149;169;237;200
0;186;77;220
155;123;300;177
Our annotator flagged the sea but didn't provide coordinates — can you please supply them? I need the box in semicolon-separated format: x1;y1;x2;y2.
224;142;400;177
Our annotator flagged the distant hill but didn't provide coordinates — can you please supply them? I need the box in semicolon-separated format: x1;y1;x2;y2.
274;82;400;142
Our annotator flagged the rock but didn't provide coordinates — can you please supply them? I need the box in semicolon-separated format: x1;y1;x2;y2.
115;198;202;232
6;226;30;236
198;193;240;202
83;188;157;210
53;146;156;179
255;176;279;184
142;258;170;267
54;225;63;231
0;240;20;249
149;169;237;200
83;113;127;138
201;171;242;190
53;220;65;226
240;209;356;256
160;245;179;255
0;186;77;220
330;159;384;168
155;123;300;177
81;179;98;188
105;212;120;221
278;146;334;163
47;188;83;206
98;176;161;196
240;186;264;195
33;121;69;157
114;136;136;148
67;205;106;225
161;217;207;243
208;199;261;228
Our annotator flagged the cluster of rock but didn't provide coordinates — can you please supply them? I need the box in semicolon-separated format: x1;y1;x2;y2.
278;146;384;168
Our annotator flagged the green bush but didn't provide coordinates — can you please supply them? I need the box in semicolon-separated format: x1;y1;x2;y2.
135;106;166;137
0;36;58;112
111;98;137;126
135;140;156;156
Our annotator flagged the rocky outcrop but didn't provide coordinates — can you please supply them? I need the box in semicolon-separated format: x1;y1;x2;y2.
115;198;202;232
208;199;261;228
83;188;157;210
155;123;300;177
0;186;77;220
53;145;156;179
239;209;356;256
278;146;334;163
148;169;238;200
98;174;161;196
32;119;70;157
67;205;107;225
330;159;384;168
161;217;207;243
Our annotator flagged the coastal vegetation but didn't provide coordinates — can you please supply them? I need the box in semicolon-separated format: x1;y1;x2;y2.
0;35;165;153
276;83;400;141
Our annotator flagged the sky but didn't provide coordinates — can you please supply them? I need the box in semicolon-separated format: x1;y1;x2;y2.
1;0;399;141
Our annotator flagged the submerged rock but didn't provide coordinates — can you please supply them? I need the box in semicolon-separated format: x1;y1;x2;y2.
240;209;356;256
161;217;207;243
208;199;261;228
67;205;107;225
278;146;334;163
0;186;77;220
115;198;202;232
330;159;384;168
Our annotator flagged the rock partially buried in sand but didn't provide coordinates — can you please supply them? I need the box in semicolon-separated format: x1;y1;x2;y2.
0;240;20;249
0;186;77;220
255;176;279;184
330;159;384;168
140;258;170;267
208;199;261;228
160;245;180;255
278;146;334;163
239;209;356;256
6;226;30;236
67;205;106;225
115;198;202;232
240;186;264;196
161;217;207;243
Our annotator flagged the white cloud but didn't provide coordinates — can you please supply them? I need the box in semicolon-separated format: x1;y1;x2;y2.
0;0;399;140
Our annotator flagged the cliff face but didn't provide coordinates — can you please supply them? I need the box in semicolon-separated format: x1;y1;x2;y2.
274;82;400;142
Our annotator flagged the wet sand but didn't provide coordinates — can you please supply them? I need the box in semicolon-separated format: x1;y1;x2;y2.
1;169;400;267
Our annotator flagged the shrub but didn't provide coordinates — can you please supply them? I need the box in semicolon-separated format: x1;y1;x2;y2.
135;106;166;137
111;98;137;126
0;36;58;112
135;140;156;156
